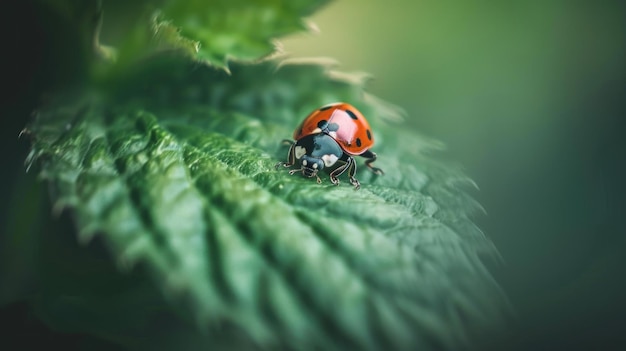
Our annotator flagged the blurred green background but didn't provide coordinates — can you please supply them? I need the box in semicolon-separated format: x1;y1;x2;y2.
282;0;626;349
1;0;625;350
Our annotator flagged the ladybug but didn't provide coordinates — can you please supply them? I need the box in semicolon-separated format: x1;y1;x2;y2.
275;102;383;189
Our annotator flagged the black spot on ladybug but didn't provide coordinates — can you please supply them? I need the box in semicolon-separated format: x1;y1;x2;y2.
366;129;372;140
345;110;358;120
327;122;340;132
317;120;328;128
319;105;333;111
356;138;362;147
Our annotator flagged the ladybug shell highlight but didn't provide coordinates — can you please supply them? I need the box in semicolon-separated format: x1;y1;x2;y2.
293;103;374;156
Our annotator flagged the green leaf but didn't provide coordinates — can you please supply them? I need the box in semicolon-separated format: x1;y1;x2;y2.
26;56;509;350
155;0;330;68
105;0;330;71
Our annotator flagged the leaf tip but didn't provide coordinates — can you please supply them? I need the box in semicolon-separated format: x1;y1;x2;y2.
18;128;31;139
303;19;321;34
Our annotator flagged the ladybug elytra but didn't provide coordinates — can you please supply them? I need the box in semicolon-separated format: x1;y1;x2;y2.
275;102;383;190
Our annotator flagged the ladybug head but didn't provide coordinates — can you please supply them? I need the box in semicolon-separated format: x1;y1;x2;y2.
289;133;343;184
300;156;325;179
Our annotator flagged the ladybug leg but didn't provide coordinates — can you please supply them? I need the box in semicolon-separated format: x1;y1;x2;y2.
329;160;348;186
361;150;384;175
346;158;361;190
275;141;296;169
330;157;360;189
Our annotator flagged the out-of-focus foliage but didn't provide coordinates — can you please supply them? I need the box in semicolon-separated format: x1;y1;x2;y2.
98;0;330;70
155;0;330;68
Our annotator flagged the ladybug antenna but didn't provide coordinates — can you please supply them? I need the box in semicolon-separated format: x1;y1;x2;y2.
288;168;303;175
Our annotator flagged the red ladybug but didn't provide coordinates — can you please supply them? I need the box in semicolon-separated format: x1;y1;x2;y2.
275;102;383;189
